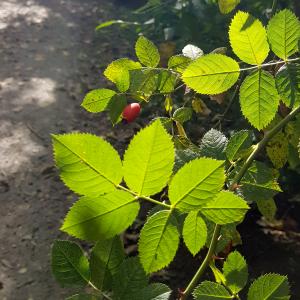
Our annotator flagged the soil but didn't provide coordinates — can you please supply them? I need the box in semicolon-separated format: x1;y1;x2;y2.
1;1;300;300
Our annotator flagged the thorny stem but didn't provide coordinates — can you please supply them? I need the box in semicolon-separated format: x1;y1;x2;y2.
180;105;300;299
117;184;171;209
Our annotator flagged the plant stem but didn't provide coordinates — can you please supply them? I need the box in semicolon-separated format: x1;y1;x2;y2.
180;104;300;299
117;184;171;209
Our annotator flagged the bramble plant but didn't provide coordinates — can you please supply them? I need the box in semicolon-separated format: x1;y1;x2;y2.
51;3;300;300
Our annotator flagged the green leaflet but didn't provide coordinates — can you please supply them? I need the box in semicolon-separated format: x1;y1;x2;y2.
169;158;225;211
51;240;90;287
236;161;281;202
104;58;141;92
129;69;158;97
173;107;193;124
226;130;253;162
247;273;290;300
123;120;174;196
193;281;232;299
182;54;240;95
138;210;180;274
223;251;248;294
266;131;288;168
130;283;171;300
157;70;177;93
52;133;122;196
267;9;300;60
174;148;201;173
240;70;280;130
183;211;207;256
229;11;269;65
218;0;240;14
168;55;191;73
81;89;116;113
107;94;127;125
256;198;277;220
61;190;139;241
135;36;160;67
202;191;249;225
276;64;300;108
112;257;149;300
199;129;228;160
90;236;125;291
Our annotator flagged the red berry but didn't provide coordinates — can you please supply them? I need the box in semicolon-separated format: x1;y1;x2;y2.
122;103;141;123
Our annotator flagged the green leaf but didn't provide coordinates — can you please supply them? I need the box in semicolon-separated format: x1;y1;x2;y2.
210;262;226;285
131;283;171;300
267;9;300;60
96;19;139;31
202;191;249;225
90;236;125;290
235;161;282;202
168;55;191;73
173;107;193;124
182;54;240;95
223;250;248;294
81;89;116;113
218;0;240;14
174;148;201;173
123;120;174;196
52;133;122;196
157;70;177;93
51;240;90;287
169;158;225;211
240;70;280;130
61;190;139;241
104;58;141;92
135;36;160;67
229;11;269;65
266;131;288;168
183;211;207;256
66;294;101;300
226;130;253;162
193;281;232;299
130;69;158;97
247;273;290;300
199;129;228;160
182;44;204;60
112;257;149;300
107;94;127;125
138;210;180;274
276;63;300;108
256;198;277;220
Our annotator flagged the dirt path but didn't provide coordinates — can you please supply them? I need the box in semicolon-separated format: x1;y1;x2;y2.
0;1;133;299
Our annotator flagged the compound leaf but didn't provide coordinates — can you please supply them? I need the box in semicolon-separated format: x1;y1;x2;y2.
182;54;240;95
52;240;90;287
139;210;180;274
61;190;139;241
193;281;232;299
81;89;116;113
202;191;249;225
247;273;290;300
52;133;122;196
169;158;225;211
276;63;300;108
135;36;160;67
229;11;269;65
267;9;300;60
223;250;248;294
199;129;228;160
90;236;125;291
112;257;148;300
240;70;280;130
123;120;174;196
183;211;207;256
104;58;142;92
